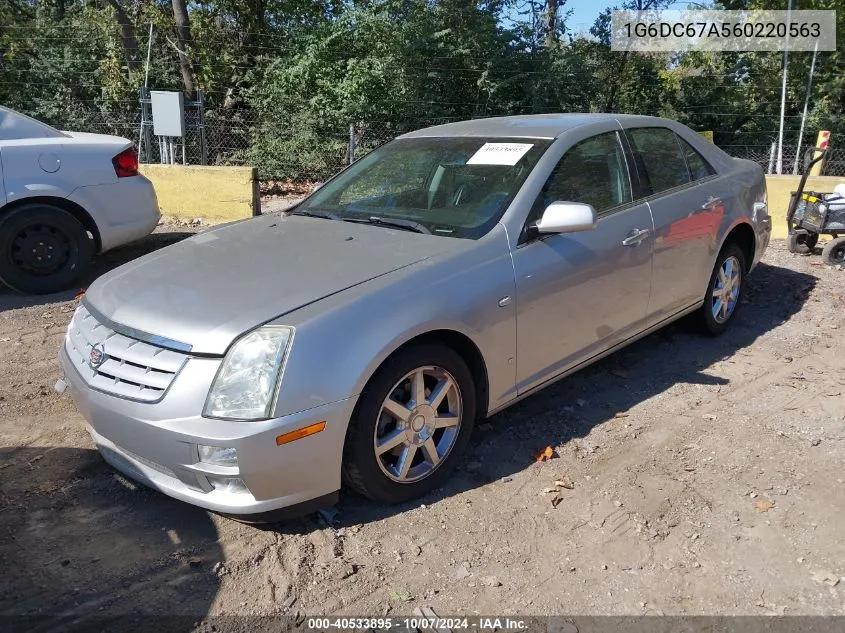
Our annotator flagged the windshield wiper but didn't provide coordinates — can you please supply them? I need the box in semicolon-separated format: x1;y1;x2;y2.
289;209;341;221
344;215;431;235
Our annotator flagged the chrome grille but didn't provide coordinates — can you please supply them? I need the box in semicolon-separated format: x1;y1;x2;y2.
65;304;188;402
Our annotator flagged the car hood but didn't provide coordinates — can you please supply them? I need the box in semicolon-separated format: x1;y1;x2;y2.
83;215;459;355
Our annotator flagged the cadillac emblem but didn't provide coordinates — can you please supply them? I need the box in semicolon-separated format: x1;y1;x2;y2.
89;343;107;368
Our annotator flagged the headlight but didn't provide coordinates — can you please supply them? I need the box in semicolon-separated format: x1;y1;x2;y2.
203;326;294;420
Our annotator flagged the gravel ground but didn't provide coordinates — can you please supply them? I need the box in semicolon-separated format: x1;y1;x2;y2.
1;232;844;625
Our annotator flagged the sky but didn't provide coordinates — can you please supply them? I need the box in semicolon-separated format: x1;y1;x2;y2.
514;0;721;37
501;0;615;37
563;0;616;34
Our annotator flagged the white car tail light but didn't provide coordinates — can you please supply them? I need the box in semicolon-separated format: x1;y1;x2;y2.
112;147;139;177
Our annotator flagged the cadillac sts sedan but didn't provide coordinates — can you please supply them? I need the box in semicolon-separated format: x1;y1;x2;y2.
57;114;771;521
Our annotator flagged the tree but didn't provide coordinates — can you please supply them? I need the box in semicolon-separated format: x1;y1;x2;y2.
171;0;198;96
544;0;558;47
104;0;141;74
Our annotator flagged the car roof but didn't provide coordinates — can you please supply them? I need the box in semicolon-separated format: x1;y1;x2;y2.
399;113;668;140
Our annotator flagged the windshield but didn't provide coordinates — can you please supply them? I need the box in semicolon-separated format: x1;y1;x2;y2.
297;137;551;239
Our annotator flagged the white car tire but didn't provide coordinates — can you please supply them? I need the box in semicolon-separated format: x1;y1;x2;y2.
0;203;93;294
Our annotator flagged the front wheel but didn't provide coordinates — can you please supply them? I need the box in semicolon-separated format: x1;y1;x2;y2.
693;244;746;336
821;236;845;266
342;343;476;503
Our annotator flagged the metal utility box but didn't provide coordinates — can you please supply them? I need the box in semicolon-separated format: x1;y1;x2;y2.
150;91;185;137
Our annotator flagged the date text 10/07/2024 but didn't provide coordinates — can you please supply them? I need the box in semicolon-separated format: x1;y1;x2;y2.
306;617;529;630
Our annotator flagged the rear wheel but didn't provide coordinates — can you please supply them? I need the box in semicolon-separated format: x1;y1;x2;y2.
693;243;746;336
0;204;92;294
786;231;818;255
821;236;845;266
342;343;476;503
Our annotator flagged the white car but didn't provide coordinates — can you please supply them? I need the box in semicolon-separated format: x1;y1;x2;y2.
0;106;160;294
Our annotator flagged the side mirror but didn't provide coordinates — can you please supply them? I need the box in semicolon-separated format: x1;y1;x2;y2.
534;201;597;235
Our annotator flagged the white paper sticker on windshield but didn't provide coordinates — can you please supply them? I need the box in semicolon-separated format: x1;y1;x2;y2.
466;142;534;166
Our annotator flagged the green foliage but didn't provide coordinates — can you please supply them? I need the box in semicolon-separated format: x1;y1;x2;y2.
2;0;843;179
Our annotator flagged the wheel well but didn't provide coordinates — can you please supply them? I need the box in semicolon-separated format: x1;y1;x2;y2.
723;222;755;271
389;329;490;419
0;196;102;253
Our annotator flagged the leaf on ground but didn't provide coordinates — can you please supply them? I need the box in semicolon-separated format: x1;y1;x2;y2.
754;499;775;512
388;587;413;602
74;289;86;301
532;446;557;462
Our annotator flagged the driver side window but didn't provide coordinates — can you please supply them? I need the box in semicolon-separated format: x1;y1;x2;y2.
527;132;632;225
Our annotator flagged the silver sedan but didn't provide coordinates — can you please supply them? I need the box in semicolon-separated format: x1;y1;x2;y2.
57;114;771;520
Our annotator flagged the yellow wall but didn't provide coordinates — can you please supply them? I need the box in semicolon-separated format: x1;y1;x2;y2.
765;175;842;239
137;167;839;235
140;164;258;221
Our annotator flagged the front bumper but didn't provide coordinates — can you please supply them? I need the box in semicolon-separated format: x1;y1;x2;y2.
59;346;355;517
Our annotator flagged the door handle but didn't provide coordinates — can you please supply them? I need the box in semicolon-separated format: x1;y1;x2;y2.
622;228;649;247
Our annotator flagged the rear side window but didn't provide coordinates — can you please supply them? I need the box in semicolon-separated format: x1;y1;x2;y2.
0;107;66;140
627;127;690;195
678;136;717;180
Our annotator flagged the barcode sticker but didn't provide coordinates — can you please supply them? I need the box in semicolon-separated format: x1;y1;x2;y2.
466;143;534;166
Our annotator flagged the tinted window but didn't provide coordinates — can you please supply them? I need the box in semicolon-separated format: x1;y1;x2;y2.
628;127;691;194
0;107;66;140
678;136;717;180
529;132;631;223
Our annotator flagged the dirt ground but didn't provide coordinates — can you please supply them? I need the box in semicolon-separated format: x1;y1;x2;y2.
1;230;844;626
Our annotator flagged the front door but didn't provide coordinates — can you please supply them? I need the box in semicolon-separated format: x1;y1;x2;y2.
511;131;654;394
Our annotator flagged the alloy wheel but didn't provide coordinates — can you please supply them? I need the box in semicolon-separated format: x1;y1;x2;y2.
373;366;462;483
712;255;742;324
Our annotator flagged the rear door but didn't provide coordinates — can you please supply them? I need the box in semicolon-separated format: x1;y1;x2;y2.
624;126;722;320
511;130;655;394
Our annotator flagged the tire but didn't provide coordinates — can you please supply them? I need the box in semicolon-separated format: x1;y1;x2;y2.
342;343;476;503
693;243;747;336
786;231;818;255
0;204;93;294
821;236;845;266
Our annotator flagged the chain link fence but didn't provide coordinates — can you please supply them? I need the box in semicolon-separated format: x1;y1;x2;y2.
186;115;845;181
721;144;845;177
67;106;845;181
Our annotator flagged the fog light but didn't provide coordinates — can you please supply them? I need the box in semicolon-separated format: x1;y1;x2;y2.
198;445;238;467
207;475;249;494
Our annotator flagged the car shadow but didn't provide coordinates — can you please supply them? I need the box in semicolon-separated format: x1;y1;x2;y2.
0;230;196;312
10;262;816;546
0;446;222;630
263;260;818;532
